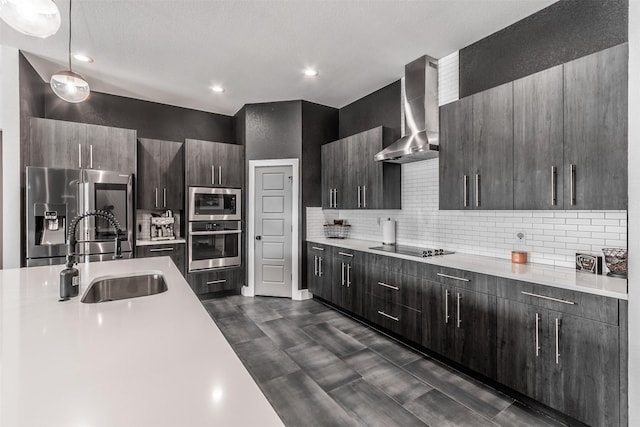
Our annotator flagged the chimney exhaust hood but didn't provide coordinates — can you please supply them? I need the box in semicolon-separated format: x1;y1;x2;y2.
375;55;439;163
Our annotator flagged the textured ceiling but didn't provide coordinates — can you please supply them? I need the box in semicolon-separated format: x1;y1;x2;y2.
1;0;557;116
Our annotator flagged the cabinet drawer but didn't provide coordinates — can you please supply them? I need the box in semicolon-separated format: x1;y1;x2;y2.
307;243;329;255
136;243;185;276
497;278;619;325
426;266;496;295
364;293;421;343
188;268;243;295
367;267;422;311
332;246;363;264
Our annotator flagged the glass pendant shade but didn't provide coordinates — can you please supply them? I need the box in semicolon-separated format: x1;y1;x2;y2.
0;0;61;38
50;70;90;103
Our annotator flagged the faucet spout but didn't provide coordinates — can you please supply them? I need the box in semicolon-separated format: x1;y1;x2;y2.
60;210;123;301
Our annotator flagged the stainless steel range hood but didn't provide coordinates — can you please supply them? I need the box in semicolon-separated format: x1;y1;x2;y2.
375;55;439;163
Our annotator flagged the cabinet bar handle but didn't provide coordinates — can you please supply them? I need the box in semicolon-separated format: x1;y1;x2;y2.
78;144;82;168
456;293;462;328
377;310;399;322
211;165;215;185
314;255;318;276
89;145;93;168
535;312;541;357
163;188;167;207
377;282;399;291
463;175;469;207
551;166;557;206
437;272;469;282
570;164;576;206
475;174;480;207
358;186;361;208
206;279;226;285
319;257;323;277
521;291;575;305
219;165;222;185
330;189;334;208
346;264;351;287
338;252;353;257
341;262;345;286
555;317;560;364
155;188;158;208
444;289;450;323
363;185;367;208
149;247;174;252
311;246;324;251
334;188;338;208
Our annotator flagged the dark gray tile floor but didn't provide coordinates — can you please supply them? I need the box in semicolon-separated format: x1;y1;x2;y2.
202;295;568;427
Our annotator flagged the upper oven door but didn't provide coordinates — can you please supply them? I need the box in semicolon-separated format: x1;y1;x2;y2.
79;169;134;255
189;187;242;221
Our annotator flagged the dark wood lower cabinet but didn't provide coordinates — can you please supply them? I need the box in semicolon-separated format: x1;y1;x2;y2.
135;243;186;276
305;241;624;426
187;267;244;295
307;243;332;301
497;298;620;426
422;280;497;378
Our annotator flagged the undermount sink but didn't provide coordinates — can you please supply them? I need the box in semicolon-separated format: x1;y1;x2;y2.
81;273;167;303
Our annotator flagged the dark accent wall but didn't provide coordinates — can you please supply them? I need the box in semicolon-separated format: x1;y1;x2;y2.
338;80;401;139
459;0;628;98
302;101;339;209
244;101;302;161
45;90;234;142
18;53;47;266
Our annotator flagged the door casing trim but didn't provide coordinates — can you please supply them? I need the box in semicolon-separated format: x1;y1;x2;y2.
245;158;309;300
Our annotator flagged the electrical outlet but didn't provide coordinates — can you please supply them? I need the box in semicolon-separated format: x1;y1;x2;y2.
515;231;526;244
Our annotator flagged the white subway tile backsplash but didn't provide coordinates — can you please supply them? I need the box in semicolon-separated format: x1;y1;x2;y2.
306;159;627;268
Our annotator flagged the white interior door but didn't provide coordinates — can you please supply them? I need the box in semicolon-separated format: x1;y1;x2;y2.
254;165;293;297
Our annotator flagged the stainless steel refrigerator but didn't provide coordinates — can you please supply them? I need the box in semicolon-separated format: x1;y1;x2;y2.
26;166;134;267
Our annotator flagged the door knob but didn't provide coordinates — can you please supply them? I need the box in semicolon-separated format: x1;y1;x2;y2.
256;236;262;240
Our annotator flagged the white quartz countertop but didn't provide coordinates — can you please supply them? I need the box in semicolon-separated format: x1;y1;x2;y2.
0;258;283;427
307;238;628;300
136;238;186;246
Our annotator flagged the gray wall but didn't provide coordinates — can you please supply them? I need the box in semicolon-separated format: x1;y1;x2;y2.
338;80;401;139
244;101;302;161
460;0;628;97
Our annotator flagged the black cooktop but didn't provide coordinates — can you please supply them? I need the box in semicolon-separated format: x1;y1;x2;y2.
369;244;454;258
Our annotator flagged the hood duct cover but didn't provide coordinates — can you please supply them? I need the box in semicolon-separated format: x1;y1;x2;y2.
375;55;439;163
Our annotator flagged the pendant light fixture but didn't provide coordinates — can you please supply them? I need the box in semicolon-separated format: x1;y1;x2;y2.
0;0;61;38
50;0;90;103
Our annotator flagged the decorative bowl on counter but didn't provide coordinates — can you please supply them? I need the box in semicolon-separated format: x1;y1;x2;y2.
602;248;627;278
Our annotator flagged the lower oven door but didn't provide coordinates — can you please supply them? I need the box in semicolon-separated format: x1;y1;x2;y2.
188;230;242;272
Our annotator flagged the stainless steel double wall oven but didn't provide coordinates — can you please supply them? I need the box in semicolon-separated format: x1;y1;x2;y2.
188;187;242;272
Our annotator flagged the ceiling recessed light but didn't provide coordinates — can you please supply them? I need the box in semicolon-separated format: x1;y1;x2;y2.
304;68;319;77
211;85;225;93
73;53;94;63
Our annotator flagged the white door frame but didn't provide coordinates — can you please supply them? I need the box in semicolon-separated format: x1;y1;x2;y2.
244;158;310;300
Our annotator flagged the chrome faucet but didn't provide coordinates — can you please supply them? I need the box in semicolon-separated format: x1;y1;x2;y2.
59;210;123;301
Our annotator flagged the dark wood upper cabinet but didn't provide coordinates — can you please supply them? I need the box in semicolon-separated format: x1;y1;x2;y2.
513;65;564;210
322;126;400;210
438;82;514;210
137;138;184;210
439;97;473;210
564;43;628;210
29;118;136;173
472;82;514;210
185;139;243;188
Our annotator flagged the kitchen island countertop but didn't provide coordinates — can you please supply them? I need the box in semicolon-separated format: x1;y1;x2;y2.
0;257;282;427
307;237;628;300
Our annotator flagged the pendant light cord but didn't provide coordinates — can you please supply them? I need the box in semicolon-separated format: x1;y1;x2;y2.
68;0;72;71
